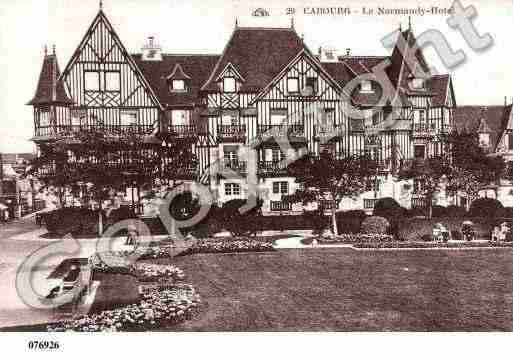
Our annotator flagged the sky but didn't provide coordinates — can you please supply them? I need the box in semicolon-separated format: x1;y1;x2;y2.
0;0;511;153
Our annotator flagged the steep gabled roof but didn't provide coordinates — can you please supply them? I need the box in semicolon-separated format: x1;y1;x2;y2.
27;51;73;105
59;9;162;110
320;61;354;87
201;26;305;92
388;28;431;89
453;105;507;150
427;75;451;106
133;54;219;108
341;56;389;76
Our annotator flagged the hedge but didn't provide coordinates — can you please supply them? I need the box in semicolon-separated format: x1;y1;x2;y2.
336;210;367;234
469;198;503;218
361;216;390;234
398;217;495;242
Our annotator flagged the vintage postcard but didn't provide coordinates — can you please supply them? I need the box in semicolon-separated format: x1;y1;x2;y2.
0;0;512;355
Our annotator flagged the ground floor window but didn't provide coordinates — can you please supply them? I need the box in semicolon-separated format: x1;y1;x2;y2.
225;183;241;196
414;144;426;159
272;181;289;195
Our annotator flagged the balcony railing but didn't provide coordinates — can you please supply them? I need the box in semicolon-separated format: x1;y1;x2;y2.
34;124;154;138
319;200;336;210
364;198;380;209
218;125;246;142
315;124;343;140
168;125;197;138
411;196;428;209
221;160;247;174
440;124;452;134
257;124;305;138
173;165;199;180
258;161;288;176
270;201;292;212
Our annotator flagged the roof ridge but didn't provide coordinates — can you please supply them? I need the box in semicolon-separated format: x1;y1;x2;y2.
131;53;219;57
343;56;389;59
200;26;239;91
236;26;294;31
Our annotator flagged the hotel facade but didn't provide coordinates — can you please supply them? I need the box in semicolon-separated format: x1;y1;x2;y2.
29;6;465;214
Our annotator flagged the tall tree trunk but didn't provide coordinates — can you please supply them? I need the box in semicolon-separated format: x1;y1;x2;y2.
331;207;338;236
428;195;433;219
98;200;103;236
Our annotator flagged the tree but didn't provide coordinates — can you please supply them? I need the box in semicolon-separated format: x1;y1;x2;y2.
29;129;192;235
286;151;376;235
445;166;481;212
446;131;505;206
398;156;451;219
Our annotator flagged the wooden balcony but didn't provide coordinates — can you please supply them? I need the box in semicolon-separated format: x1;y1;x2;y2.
364;198;380;209
257;124;305;141
314;124;343;141
34;124;154;139
167;125;197;139
172;165;199;180
257;161;289;177
270;200;292;212
411;195;428;209
412;123;436;137
319;199;336;211
221;160;247;174
217;124;246;142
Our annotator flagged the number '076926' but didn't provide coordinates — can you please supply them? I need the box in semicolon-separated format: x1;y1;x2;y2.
28;341;60;350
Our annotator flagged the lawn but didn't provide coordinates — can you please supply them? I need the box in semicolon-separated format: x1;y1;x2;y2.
154;248;513;331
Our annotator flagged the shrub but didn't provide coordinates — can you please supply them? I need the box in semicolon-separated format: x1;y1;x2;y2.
301;237;315;245
445;205;467;218
218;198;263;237
373;197;401;216
189;204;222;238
336;210;366;234
421;234;433;242
42;207;100;236
469;198;504;218
431;205;447;218
361;216;390;234
406;207;425;218
398;217;493;242
498;207;513;219
303;209;329;235
451;229;463;241
372;198;406;236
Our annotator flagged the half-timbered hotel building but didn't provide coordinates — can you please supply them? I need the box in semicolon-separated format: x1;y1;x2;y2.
29;6;457;214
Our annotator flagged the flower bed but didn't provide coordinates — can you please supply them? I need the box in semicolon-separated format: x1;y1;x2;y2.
318;233;394;244
353;241;513;249
90;252;135;277
135;245;173;260
48;284;200;332
178;238;275;256
136;263;185;283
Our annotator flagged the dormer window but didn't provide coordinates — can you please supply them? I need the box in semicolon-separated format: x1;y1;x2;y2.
170;79;186;92
223;77;236;93
360;80;373;93
287;77;299;94
411;78;425;90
